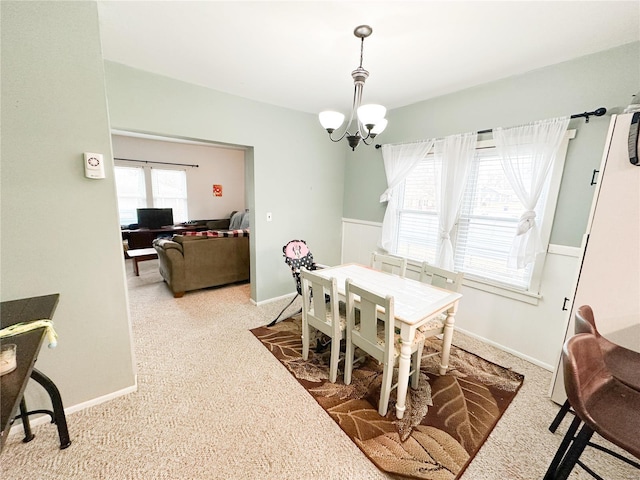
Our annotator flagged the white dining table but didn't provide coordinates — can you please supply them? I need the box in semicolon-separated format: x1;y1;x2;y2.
314;263;462;419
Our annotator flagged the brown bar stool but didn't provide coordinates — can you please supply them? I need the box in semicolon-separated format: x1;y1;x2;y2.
549;305;640;433
543;333;640;480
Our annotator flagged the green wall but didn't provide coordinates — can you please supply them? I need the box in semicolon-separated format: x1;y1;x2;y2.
344;42;640;247
103;62;345;302
1;2;135;407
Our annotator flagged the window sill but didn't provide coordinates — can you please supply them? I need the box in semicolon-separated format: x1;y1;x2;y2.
462;277;541;305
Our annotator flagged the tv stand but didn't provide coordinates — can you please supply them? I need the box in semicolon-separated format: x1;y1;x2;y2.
122;225;204;249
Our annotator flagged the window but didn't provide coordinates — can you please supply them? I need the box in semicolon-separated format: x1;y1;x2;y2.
114;165;189;226
454;147;543;289
393;133;572;293
114;166;146;226
151;168;188;223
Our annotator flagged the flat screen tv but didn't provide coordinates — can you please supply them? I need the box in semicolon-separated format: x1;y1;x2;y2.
136;208;174;229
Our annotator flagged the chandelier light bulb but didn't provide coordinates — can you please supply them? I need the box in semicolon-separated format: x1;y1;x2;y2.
319;111;345;132
357;104;386;129
370;118;388;136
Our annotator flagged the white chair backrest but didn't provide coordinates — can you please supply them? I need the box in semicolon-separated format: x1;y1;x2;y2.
345;278;394;364
370;252;407;277
419;262;463;292
300;269;341;338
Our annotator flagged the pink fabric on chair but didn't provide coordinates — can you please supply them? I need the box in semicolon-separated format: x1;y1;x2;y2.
284;240;310;259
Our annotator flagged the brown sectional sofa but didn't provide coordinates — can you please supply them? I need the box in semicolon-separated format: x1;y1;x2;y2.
153;233;249;297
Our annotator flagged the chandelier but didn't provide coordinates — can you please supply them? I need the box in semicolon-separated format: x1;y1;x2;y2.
319;25;388;151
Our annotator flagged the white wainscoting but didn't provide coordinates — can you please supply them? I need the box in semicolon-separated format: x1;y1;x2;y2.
341;218;582;370
341;218;384;265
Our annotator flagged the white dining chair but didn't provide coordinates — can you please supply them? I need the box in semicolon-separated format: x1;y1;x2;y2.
370;252;407;277
343;278;424;416
416;262;463;363
300;269;346;383
419;262;464;292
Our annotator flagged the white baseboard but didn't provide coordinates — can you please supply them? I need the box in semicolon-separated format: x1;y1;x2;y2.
455;327;555;372
8;378;138;437
251;291;296;307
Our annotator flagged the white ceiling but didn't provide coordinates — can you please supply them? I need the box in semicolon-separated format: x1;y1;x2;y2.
97;1;640;115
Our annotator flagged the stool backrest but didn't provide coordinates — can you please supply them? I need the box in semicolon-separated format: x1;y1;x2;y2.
574;305;599;337
562;333;612;422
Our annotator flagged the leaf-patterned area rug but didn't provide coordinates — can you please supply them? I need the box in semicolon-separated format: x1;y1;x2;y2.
250;317;524;480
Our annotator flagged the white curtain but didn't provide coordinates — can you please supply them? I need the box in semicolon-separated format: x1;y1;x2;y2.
494;116;570;268
114;166;147;225
379;141;435;252
434;132;477;270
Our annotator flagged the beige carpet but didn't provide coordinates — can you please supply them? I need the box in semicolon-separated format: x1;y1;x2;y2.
0;259;638;479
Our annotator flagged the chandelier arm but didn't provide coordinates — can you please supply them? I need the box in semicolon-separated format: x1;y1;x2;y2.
325;86;358;142
361;134;375;145
329;84;360;142
327;129;351;143
347;83;360;131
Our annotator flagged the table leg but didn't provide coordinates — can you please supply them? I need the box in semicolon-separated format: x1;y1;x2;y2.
395;341;413;420
30;369;71;449
19;398;35;443
439;302;458;376
133;258;140;276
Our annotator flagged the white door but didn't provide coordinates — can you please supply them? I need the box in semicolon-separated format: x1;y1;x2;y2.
550;113;640;403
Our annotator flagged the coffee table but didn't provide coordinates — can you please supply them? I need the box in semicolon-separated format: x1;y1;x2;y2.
127;248;158;276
